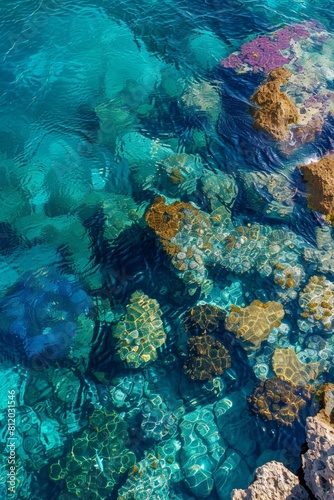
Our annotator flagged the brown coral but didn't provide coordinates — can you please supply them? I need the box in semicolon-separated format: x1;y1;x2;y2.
183;335;231;381
248;377;309;426
299;156;334;220
145;196;196;240
183;304;226;335
251;68;298;140
225;300;285;350
272;348;319;386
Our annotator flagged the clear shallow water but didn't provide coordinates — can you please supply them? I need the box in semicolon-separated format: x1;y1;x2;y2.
1;0;334;498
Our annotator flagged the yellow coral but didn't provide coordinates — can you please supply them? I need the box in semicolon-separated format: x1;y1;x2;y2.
113;290;166;368
225;300;284;350
272;348;318;386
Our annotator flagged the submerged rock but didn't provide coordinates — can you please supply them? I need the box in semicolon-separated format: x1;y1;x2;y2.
250;68;298;141
231;461;309;499
299;156;334;222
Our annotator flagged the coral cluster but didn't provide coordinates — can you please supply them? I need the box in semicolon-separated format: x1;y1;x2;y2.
141;398;178;441
221;23;312;73
183;335;231;381
146;196;306;296
221;21;334;150
180;406;225;497
272;348;318;386
298;275;334;332
118;452;176;500
304;226;334;275
241;171;296;222
154;153;203;199
146;196;217;291
183;303;226;335
201;170;238;211
299;156;334;221
49;409;136;499
112;291;166;368
250;68;298;140
218;223;305;281
248;377;309;425
118;439;182;500
225;300;285;350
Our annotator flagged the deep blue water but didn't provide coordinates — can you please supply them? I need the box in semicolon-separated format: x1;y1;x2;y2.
1;0;334;498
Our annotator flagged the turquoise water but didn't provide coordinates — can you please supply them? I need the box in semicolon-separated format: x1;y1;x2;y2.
1;0;334;498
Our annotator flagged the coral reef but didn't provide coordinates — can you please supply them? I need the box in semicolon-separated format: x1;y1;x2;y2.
231;461;309;499
225;300;284;350
250;68;298;140
298;275;334;332
180;406;225;497
221;23;312;73
248;377;309;425
221;21;334;150
241;171;296;222
200;170;238;211
50;409;136;499
146;196;217;292
153;153;203;199
183;335;231;381
299;156;334;221
118;443;181;500
112;291;166;368
272;347;318;386
141;397;178;441
183;303;226;335
304;226;334;275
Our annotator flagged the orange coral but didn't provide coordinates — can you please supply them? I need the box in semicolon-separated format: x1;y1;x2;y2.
299;156;334;220
251;68;298;141
145;196;197;245
248;377;309;426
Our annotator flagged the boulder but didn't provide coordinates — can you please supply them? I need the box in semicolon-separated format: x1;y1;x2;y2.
303;415;334;499
231;461;309;499
299;156;334;221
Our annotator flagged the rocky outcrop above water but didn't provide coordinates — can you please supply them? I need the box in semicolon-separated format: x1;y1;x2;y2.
303;415;334;499
231;461;309;499
250;68;298;140
299;156;334;221
232;384;334;499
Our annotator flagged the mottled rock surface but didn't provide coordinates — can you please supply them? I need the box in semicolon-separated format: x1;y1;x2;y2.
303;415;334;499
300;157;334;221
231;461;309;499
251;68;298;140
